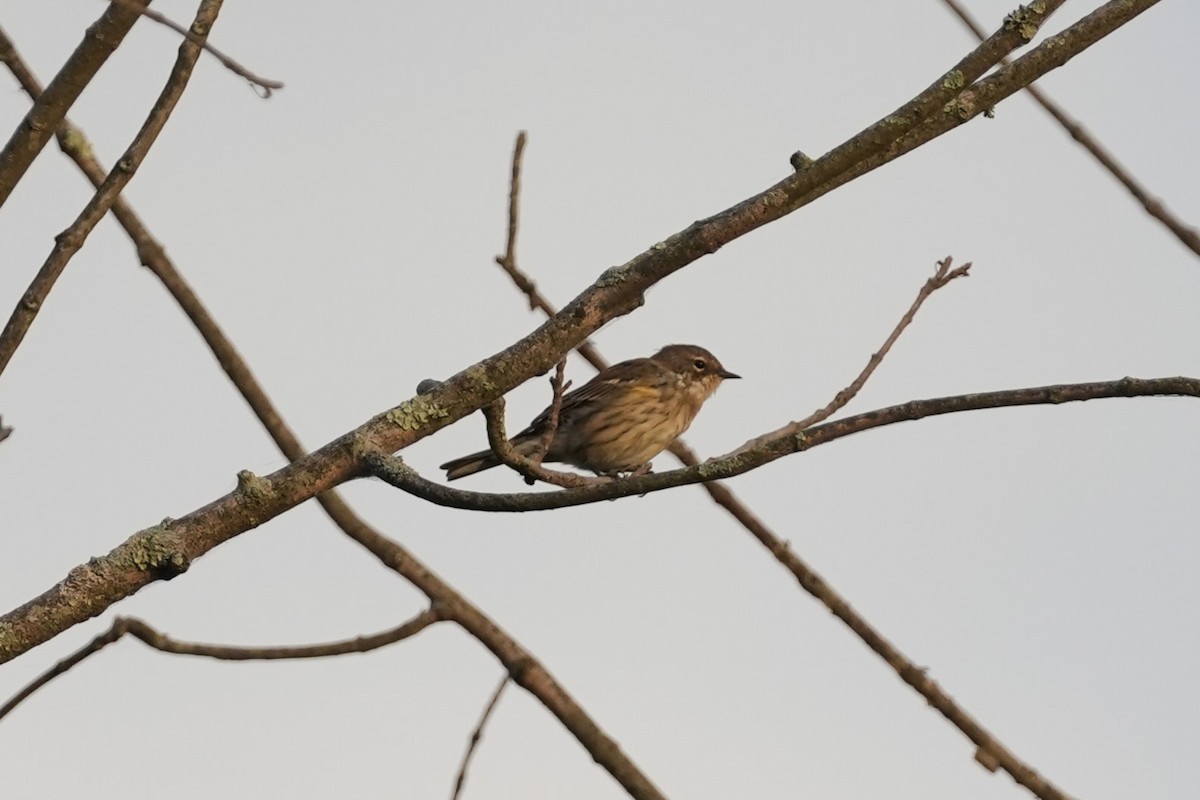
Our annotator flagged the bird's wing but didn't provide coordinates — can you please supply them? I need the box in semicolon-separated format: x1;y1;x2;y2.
515;357;666;436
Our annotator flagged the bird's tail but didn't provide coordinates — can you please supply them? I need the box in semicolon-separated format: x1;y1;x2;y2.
439;449;503;481
440;435;553;480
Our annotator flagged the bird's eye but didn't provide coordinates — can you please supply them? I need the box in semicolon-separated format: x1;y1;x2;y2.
692;358;707;371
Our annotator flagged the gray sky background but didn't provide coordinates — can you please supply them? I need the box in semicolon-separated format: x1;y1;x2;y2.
2;1;1197;798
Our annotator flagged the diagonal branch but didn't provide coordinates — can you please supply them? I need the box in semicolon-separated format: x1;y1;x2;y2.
0;1;151;208
700;487;1076;800
0;0;225;378
773;0;1163;220
939;0;1200;259
786;255;970;432
450;676;510;800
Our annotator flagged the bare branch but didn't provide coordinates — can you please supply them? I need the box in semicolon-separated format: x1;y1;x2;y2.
721;494;1074;799
324;500;669;800
0;3;149;208
450;677;509;800
0;610;442;723
0;0;226;378
108;0;284;96
0;9;1171;796
0;0;1157;669
940;0;1200;259
535;359;570;463
0;415;10;444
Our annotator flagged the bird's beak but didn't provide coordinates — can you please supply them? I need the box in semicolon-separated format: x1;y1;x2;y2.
718;369;741;380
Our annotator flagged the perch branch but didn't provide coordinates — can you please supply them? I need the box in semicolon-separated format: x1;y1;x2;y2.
368;376;1200;512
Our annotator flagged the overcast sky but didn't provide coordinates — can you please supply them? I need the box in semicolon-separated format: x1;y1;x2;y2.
2;1;1198;798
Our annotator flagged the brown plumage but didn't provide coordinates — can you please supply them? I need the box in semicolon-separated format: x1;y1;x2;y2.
439;344;739;480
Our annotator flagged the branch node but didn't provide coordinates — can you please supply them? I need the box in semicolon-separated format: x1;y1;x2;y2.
790;150;813;171
974;746;1002;773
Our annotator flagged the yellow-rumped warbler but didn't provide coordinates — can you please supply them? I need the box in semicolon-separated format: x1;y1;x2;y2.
440;344;739;480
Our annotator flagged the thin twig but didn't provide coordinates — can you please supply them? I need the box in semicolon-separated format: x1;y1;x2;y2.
0;415;10;444
0;609;441;722
109;0;284;96
0;623;124;722
481;396;603;488
940;0;1199;259
493;133;606;363
121;609;442;660
450;676;509;800
497;132;526;277
0;0;225;378
534;359;570;462
485;134;591;486
772;255;969;438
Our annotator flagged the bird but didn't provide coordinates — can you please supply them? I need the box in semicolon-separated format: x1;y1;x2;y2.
439;344;739;481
